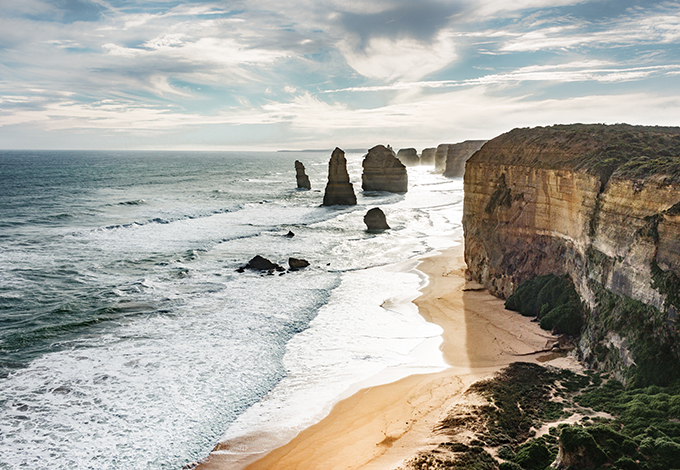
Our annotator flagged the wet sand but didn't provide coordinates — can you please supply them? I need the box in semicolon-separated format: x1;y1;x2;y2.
198;243;566;470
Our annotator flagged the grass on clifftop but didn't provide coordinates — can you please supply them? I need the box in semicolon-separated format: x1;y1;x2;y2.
404;363;680;470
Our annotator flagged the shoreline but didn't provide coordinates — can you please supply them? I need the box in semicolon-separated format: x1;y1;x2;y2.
197;241;577;470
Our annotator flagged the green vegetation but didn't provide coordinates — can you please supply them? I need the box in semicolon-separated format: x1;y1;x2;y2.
504;274;584;336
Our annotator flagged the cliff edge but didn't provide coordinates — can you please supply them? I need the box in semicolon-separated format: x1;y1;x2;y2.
463;123;680;385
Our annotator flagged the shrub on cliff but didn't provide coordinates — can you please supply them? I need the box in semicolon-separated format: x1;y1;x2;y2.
504;274;584;336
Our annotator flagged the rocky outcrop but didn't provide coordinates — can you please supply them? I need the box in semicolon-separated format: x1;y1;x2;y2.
362;145;408;193
463;124;680;384
364;207;390;230
238;255;285;273
397;148;420;167
420;148;436;165
442;140;486;177
322;148;357;206
288;257;309;270
295;160;311;190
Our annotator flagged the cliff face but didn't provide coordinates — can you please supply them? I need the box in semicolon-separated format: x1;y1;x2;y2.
362;145;408;193
442;140;487;177
463;124;680;383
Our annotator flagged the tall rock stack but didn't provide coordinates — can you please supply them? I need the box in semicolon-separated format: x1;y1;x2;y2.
434;144;452;173
294;160;311;189
420;148;436;165
322;148;357;206
361;145;408;193
442;140;487;177
396;148;420;167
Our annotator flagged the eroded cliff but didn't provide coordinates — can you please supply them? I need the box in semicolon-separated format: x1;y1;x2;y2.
463;124;680;384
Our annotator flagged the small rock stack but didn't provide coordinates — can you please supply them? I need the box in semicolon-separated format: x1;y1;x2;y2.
295;160;311;190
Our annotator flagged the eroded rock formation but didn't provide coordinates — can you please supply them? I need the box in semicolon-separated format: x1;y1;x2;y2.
364;207;390;230
295;160;311;190
397;148;420;167
442;140;486;177
288;257;309;270
434;141;486;175
362;145;408;193
322;148;357;206
420;148;436;166
463;124;680;383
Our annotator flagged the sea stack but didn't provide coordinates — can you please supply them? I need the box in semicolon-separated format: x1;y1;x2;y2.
420;148;436;165
322;148;357;206
361;145;408;193
396;148;420;167
442;140;487;177
295;160;311;190
364;207;390;230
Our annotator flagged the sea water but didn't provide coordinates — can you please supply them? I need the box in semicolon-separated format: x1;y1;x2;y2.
0;150;463;469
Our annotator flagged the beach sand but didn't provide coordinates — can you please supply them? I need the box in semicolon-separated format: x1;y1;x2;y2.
197;243;572;470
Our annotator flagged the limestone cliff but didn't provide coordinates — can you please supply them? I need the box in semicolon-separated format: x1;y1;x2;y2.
322;148;357;206
397;148;420;167
463;124;680;384
442;140;486;177
362;145;408;193
420;148;436;166
295;160;311;190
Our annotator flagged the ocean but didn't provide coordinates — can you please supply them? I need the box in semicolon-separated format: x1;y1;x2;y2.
0;150;463;469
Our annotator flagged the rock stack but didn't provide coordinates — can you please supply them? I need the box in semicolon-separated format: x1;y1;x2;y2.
295;160;311;189
364;207;390;230
420;148;436;165
322;148;357;206
361;145;408;193
396;148;419;167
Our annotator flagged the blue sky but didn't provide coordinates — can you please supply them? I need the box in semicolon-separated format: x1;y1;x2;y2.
1;0;679;150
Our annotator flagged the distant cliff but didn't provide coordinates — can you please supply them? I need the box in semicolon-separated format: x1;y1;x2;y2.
463;124;680;385
434;141;486;175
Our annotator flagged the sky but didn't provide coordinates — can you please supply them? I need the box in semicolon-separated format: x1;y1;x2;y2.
0;0;679;150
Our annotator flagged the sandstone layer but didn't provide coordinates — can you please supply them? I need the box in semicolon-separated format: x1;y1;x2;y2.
322;148;357;206
361;145;408;193
463;124;680;383
396;148;420;167
420;148;436;166
295;160;311;190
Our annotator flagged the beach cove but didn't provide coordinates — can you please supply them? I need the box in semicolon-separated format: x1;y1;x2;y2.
198;241;579;470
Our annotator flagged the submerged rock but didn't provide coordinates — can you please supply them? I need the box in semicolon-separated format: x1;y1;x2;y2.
288;257;310;271
420;148;436;165
239;255;285;272
397;148;420;167
364;207;390;230
322;148;357;206
362;145;408;193
295;160;311;190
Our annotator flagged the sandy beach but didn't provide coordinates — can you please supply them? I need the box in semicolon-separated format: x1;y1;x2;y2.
197;242;571;470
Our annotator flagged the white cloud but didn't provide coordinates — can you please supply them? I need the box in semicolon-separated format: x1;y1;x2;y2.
339;31;457;81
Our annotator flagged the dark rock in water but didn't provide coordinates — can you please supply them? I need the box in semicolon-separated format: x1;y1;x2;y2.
295;160;311;190
362;145;408;193
397;148;420;167
420;148;436;165
442;140;487;177
241;255;284;272
364;207;390;230
288;257;310;270
284;230;295;238
322;148;357;206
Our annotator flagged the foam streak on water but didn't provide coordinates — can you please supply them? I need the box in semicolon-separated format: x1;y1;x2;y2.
0;151;462;469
